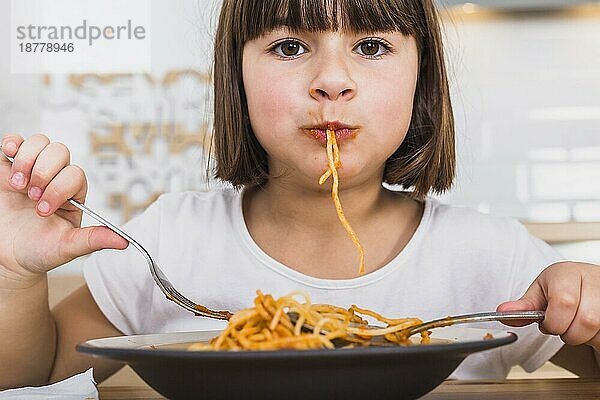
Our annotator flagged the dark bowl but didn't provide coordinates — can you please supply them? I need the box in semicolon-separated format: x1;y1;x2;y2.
77;327;516;400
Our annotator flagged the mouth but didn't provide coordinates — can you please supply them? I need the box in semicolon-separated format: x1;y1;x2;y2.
303;121;359;145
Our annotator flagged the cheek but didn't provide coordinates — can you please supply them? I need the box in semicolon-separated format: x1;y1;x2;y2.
365;81;415;145
387;91;414;136
255;89;290;121
373;72;416;124
358;70;416;163
244;68;301;137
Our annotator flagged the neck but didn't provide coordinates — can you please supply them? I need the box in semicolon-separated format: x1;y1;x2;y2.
242;171;423;278
247;177;385;233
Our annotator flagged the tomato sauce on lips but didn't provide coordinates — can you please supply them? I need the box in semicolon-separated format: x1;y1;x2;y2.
305;127;358;145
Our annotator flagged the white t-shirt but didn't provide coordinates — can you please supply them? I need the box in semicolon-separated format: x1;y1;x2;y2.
83;188;564;379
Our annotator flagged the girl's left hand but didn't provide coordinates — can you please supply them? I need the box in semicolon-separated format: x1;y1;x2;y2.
497;261;600;351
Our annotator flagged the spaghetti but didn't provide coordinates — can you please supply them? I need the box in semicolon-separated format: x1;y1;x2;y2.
318;129;366;275
188;291;429;351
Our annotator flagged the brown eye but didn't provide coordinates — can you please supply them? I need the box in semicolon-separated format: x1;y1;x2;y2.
272;40;307;58
360;41;380;56
281;42;300;56
354;38;390;58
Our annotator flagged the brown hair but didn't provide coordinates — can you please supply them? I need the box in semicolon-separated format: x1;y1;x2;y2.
212;0;455;199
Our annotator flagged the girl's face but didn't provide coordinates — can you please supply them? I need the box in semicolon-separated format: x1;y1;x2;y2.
242;28;419;189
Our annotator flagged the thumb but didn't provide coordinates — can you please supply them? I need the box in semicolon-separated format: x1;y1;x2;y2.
60;226;129;261
497;279;547;327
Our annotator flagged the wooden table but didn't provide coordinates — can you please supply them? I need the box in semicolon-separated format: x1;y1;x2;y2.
98;378;600;399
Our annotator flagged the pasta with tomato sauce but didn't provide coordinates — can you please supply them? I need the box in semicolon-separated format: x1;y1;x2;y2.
188;291;428;351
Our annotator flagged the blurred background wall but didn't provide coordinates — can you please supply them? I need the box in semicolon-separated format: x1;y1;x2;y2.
436;1;600;262
1;0;599;276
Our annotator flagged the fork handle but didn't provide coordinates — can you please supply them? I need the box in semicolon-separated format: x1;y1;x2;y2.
406;311;546;336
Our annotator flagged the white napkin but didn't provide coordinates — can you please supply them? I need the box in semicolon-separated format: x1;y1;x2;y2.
0;368;98;399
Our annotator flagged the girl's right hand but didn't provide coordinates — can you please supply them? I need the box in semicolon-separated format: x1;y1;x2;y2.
0;134;128;286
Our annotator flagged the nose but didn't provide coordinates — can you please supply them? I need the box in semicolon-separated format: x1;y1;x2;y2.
309;54;357;102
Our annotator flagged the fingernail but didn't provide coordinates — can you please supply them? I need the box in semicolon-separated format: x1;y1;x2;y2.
28;186;42;200
10;172;25;187
37;200;50;214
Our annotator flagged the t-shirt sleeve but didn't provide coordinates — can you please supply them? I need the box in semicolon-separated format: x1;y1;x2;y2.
83;196;164;335
502;220;566;372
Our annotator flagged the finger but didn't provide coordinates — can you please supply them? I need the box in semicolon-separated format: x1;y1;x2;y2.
8;134;50;191
28;142;71;201
0;135;24;190
0;135;25;185
1;134;24;159
497;280;547;327
560;277;600;346
588;330;600;351
540;270;582;336
36;165;87;217
58;226;129;263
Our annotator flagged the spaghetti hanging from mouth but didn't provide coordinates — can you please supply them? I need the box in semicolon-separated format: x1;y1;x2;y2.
318;129;365;275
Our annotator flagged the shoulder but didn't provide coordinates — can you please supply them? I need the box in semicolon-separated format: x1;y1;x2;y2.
148;185;241;220
423;198;561;282
422;198;560;269
426;198;525;239
153;185;239;208
119;186;242;236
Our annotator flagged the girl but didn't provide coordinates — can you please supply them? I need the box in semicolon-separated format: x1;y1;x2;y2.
1;0;599;388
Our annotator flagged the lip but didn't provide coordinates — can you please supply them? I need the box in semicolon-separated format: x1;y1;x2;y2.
303;121;359;145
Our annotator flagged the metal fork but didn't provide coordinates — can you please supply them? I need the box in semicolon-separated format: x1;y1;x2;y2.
400;310;545;337
0;143;231;320
290;310;545;344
